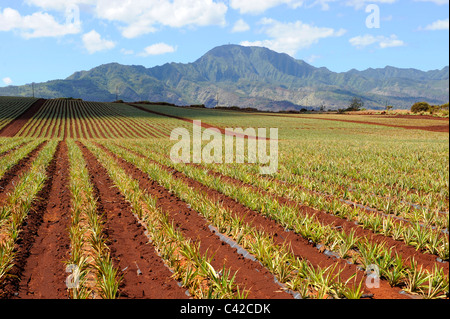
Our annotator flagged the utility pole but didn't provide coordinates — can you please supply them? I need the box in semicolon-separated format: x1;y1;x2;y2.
32;82;35;98
116;85;119;101
216;92;219;108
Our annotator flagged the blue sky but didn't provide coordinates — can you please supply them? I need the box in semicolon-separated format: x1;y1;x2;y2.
1;0;449;87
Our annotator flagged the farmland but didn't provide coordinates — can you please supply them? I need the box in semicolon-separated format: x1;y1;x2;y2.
0;96;448;300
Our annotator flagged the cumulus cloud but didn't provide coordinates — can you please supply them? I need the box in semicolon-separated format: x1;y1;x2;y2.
230;0;304;14
25;0;96;11
95;0;227;38
120;48;135;55
82;30;116;54
232;19;250;32
2;77;13;86
138;43;177;57
22;0;228;39
344;0;397;10
414;0;449;4
423;18;449;30
240;18;346;56
349;34;405;48
0;7;81;38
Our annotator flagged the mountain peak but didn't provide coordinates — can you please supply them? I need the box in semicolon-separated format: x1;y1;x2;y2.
1;44;448;110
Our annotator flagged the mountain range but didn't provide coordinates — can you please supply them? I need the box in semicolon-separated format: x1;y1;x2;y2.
1;44;448;111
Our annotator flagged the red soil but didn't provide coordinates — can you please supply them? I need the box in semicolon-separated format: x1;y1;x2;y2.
13;141;72;299
293;115;449;133
77;142;189;299
0;142;46;202
0;99;46;137
98;143;293;299
199;166;449;275
115;144;413;299
0;142;70;298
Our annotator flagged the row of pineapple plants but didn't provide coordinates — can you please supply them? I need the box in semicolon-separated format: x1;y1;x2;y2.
0;140;58;285
81;140;246;299
99;140;393;299
65;139;121;299
115;140;448;299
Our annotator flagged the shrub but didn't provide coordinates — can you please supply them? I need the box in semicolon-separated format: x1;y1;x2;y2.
347;97;364;111
411;102;430;113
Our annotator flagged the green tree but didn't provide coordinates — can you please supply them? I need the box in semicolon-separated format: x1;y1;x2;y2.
347;97;364;111
411;102;430;113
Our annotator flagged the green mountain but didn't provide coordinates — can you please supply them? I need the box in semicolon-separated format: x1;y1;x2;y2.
1;45;448;110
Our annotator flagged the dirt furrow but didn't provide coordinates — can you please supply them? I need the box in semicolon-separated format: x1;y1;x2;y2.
112;144;412;299
290;115;449;133
0;142;64;298
0;142;46;203
191;163;449;274
14;141;71;299
0;99;47;137
97;143;293;299
77;142;189;299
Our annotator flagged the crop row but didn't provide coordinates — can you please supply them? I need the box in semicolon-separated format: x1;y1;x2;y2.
0;97;39;131
99;140;449;299
280;141;448;206
65;139;121;298
128;140;449;260
0;140;58;284
106;139;449;299
14;100;192;139
0;139;44;180
81;140;245;299
0;136;448;299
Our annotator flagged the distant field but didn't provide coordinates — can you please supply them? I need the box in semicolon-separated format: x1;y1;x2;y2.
0;97;448;300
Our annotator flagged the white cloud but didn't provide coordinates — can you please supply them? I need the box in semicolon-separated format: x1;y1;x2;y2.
230;0;304;14
309;0;337;10
120;48;135;55
423;18;449;30
232;19;250;32
25;0;96;11
0;7;81;38
378;35;404;48
414;0;449;4
138;43;177;57
345;0;397;10
350;34;405;49
2;77;13;86
82;30;116;54
305;54;322;63
240;18;346;56
95;0;227;38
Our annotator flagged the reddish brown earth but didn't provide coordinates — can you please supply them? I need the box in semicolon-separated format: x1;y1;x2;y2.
114;144;413;299
194;164;449;275
77;142;189;299
292;115;449;132
0;142;68;298
13;141;71;299
0;142;26;159
97;143;293;299
0;142;46;202
374;114;449;121
0;99;46;137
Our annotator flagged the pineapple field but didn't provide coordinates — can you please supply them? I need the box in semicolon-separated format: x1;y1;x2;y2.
0;96;448;300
